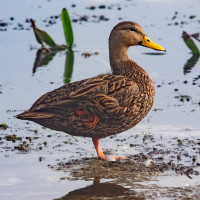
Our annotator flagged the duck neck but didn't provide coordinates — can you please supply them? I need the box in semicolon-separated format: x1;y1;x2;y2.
109;42;139;78
109;42;154;93
109;42;129;68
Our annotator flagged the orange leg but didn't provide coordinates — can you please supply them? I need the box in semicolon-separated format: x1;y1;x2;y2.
92;138;128;161
92;138;106;160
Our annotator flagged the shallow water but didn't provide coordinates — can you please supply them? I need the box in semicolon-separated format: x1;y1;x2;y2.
1;0;200;199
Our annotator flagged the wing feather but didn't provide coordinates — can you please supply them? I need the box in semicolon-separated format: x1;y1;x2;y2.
29;74;139;118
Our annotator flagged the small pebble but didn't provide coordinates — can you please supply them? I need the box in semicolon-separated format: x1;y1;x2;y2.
145;159;155;168
106;155;117;161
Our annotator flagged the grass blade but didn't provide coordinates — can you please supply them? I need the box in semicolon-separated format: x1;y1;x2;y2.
191;33;200;42
61;8;74;48
182;31;200;55
30;19;43;46
35;29;56;48
64;49;74;84
30;18;56;48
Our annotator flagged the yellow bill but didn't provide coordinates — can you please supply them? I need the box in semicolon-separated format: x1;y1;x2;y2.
140;35;166;51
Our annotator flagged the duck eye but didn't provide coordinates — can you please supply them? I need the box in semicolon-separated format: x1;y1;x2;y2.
129;27;136;31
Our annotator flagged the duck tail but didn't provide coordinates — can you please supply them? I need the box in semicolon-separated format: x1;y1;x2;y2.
15;111;54;120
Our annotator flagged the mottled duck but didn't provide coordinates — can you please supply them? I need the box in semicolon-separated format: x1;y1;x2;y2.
17;21;166;160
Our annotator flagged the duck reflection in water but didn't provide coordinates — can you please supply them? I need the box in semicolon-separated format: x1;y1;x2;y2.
55;178;138;200
16;21;166;160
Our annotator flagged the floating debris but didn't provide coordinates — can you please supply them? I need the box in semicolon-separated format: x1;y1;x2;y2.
168;11;200;27
72;15;109;23
14;143;29;151
81;51;99;58
0;123;9;130
178;139;183;146
5;134;22;142
0;21;8;27
152;108;163;112
174;95;192;102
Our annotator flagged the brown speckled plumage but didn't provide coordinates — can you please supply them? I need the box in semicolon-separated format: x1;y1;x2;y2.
17;22;162;146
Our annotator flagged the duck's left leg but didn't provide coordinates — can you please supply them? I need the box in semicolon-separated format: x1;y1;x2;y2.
92;138;106;160
92;138;128;161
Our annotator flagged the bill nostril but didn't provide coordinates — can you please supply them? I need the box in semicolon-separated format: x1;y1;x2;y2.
147;39;150;42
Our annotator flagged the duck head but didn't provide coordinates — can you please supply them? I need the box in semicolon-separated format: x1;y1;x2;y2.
109;21;166;51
